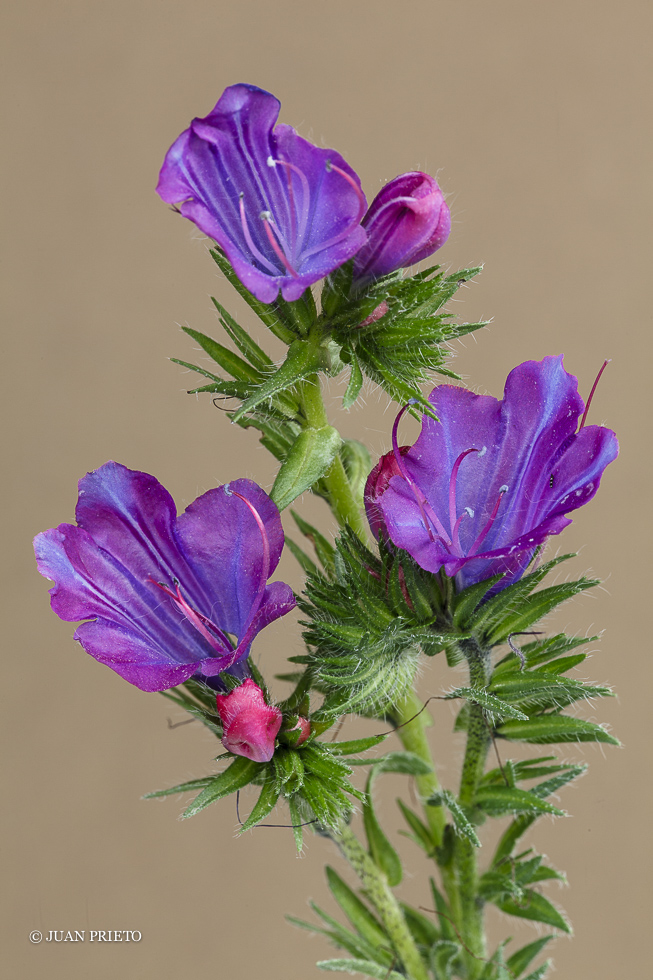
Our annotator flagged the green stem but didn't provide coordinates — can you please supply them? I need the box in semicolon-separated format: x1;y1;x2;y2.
455;639;492;979
298;373;368;541
392;688;446;848
330;823;430;980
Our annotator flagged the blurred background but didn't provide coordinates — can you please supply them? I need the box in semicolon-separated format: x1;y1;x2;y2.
2;2;650;977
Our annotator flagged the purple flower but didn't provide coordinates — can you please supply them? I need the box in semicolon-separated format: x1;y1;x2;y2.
156;83;367;304
215;679;283;763
34;462;296;692
353;172;450;285
365;356;618;591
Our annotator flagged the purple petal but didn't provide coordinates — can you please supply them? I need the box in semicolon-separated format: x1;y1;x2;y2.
156;83;366;303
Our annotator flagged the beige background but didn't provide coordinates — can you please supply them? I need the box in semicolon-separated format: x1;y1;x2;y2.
2;2;651;978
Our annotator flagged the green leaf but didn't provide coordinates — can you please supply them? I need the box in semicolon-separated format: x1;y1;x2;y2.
288;796;305;853
445;687;529;721
400;902;440;946
426;789;481;847
285;536;319;577
485;578;599;646
181;758;263;818
496;890;570;933
343;355;364;409
143;777;214;799
316;959;404;980
430;940;461;977
209;247;297;343
210;297;274;373
497;715;619;745
237;778;281;832
330;735;388;756
430;879;456;942
305;901;392;965
291;510;335;574
231;339;324;421
362;796;403;886
325;867;389;950
474;786;565;818
397;799;437;856
270;424;342;510
370;751;433;778
506;936;554;977
340;438;372;508
181;326;262;383
452;576;504;627
522;962;552;980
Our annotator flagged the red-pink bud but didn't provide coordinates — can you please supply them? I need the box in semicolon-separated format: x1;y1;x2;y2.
291;716;311;746
364;447;409;540
353;172;450;284
215;679;282;763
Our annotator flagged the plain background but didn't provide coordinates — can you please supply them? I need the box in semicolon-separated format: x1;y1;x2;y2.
2;2;651;978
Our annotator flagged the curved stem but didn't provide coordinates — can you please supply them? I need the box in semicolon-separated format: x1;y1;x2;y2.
392;687;446;847
329;822;430;980
298;373;368;541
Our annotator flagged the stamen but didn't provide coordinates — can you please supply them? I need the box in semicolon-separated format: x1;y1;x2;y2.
391;402;451;545
451;510;469;555
261;212;300;278
148;578;231;655
448;448;479;540
579;359;610;430
238;194;278;275
467;486;508;557
269;158;311;249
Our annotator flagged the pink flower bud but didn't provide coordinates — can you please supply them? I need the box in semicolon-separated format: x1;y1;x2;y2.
215;679;282;763
353;172;450;284
291;716;311;746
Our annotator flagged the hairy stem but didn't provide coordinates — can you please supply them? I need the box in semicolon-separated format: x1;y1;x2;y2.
298;373;368;541
455;639;492;978
330;822;430;980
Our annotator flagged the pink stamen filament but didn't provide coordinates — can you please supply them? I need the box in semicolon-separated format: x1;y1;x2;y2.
391;402;451;545
238;195;278;275
269;157;311;249
448;448;479;539
261;212;300;278
467;486;508;557
579;359;610;430
148;578;231;656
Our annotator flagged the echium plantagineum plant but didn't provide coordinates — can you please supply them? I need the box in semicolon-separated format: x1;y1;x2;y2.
35;83;619;980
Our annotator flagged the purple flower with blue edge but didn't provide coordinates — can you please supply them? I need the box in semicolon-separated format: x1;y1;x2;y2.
365;356;618;591
353;171;451;285
33;462;296;692
156;83;367;304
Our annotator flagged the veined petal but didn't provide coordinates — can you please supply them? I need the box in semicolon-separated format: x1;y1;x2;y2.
157;83;366;302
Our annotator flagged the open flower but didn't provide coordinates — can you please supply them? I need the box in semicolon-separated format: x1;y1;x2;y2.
34;462;295;692
365;356;618;591
215;680;283;763
353;171;450;285
156;83;367;304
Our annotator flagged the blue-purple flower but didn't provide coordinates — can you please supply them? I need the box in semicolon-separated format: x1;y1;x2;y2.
353;171;450;285
156;83;367;304
33;462;296;692
365;356;618;591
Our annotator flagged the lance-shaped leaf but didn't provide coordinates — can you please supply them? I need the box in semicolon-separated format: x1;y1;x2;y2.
237;778;281;832
362;795;403;887
210;297;274;374
231;340;325;422
497;715;619;745
271;425;342;510
209;248;297;344
426;789;481;847
291;510;336;574
506;936;554;978
484;577;599;646
182;757;264;818
343;355;364;409
182;326;263;383
317;960;405;980
340;439;372;508
330;734;388;756
474;786;565;818
397;799;437;856
325;867;390;952
495;890;570;933
444;686;529;722
143;776;215;800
